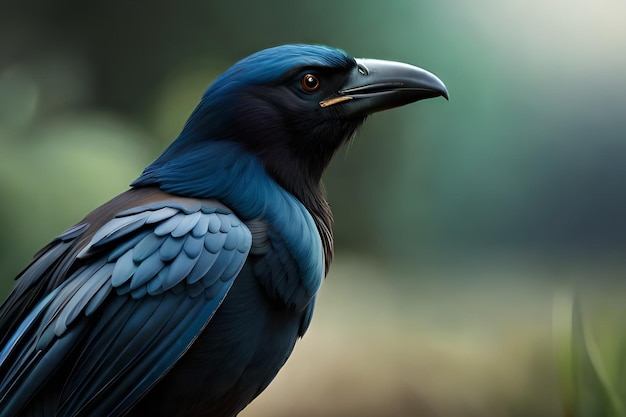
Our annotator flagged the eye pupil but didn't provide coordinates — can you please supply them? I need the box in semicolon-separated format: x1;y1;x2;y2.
301;74;320;92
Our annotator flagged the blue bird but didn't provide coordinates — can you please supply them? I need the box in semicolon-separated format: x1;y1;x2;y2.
0;44;447;417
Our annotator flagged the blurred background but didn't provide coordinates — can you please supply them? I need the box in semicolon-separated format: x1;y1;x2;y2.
1;1;626;416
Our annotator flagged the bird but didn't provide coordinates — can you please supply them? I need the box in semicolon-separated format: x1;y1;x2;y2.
0;44;447;417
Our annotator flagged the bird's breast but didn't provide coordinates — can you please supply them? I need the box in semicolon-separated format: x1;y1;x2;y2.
244;194;324;312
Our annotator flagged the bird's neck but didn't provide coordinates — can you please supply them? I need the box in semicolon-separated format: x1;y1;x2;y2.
132;140;334;272
303;183;334;274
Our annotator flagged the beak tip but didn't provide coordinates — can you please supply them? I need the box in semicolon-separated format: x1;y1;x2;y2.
433;79;449;101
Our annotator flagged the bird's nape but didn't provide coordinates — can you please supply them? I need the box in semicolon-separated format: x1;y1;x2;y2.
0;44;446;417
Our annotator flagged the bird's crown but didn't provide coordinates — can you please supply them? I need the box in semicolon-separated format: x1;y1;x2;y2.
207;44;355;91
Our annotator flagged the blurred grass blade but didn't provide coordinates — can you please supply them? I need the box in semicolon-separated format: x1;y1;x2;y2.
553;289;626;417
553;289;575;417
581;314;626;417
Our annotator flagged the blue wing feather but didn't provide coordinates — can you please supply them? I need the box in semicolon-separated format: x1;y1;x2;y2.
106;230;151;262
145;206;179;223
89;213;149;247
153;213;187;236
192;213;211;237
0;197;252;417
131;250;165;289
187;250;220;284
110;250;136;286
171;211;201;237
183;234;205;258
133;233;166;262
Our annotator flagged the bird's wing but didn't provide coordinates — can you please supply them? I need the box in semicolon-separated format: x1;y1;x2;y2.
0;190;252;417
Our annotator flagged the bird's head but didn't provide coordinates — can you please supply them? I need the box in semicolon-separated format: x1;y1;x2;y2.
138;45;447;204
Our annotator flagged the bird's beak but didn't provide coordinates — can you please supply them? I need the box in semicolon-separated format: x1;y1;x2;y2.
320;58;448;117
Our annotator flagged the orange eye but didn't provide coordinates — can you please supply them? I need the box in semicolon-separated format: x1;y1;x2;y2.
301;74;320;92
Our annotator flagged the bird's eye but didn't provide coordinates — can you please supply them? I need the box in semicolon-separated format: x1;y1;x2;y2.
301;74;320;92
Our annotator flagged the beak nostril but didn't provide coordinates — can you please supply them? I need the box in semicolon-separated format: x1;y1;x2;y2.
357;64;368;76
